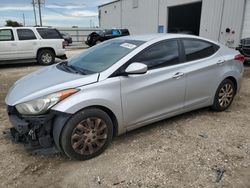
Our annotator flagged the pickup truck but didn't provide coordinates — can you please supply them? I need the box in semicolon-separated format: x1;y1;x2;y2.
85;29;130;47
0;27;67;65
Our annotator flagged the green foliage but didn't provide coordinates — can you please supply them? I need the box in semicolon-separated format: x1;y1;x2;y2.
5;20;23;27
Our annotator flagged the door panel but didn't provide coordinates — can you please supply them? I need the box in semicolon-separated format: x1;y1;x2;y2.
15;29;38;59
15;40;38;59
183;57;223;108
0;41;18;61
0;29;17;61
121;66;186;126
181;39;224;107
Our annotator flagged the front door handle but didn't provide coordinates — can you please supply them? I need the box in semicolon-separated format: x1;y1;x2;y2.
172;72;185;79
217;60;225;65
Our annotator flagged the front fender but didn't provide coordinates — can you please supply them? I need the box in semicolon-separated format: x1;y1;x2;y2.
51;77;125;135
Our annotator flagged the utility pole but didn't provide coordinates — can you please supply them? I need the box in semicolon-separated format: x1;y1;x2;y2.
32;0;37;26
90;20;92;28
22;13;25;26
38;0;43;26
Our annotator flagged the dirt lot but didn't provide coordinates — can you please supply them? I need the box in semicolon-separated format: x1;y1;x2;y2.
0;50;249;188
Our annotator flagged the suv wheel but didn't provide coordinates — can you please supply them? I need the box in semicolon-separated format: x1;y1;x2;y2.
38;49;55;65
60;108;113;160
212;79;236;111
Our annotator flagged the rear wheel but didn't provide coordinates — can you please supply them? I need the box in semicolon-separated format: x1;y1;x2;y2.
37;49;55;65
60;108;113;160
212;79;236;111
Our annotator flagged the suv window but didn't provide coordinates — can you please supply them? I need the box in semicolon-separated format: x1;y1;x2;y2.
17;29;36;40
36;28;62;39
133;40;180;69
0;29;14;41
183;39;219;62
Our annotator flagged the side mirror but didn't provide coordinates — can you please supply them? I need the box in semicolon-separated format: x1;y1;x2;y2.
125;62;148;75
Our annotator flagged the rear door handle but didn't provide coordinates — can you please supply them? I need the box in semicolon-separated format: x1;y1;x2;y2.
172;72;185;79
217;60;225;65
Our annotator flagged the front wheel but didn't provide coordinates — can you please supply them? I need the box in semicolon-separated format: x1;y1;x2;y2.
37;49;55;65
212;79;236;111
60;108;113;160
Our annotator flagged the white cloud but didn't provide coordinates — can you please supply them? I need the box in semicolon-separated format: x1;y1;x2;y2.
91;0;116;7
42;10;98;21
46;3;86;10
71;11;98;17
43;15;81;21
0;5;33;11
0;3;87;12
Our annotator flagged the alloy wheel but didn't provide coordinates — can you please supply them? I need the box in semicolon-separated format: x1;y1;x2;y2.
41;53;53;64
218;83;234;108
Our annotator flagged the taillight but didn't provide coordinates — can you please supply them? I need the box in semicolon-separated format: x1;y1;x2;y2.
62;41;67;49
234;54;245;63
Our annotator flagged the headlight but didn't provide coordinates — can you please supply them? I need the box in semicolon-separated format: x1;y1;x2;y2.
15;89;79;115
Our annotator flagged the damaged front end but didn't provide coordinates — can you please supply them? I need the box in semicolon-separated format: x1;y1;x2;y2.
7;106;70;154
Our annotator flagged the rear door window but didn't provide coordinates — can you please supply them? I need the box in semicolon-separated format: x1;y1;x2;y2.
36;28;62;39
0;29;14;41
182;39;219;62
17;29;37;40
132;40;180;69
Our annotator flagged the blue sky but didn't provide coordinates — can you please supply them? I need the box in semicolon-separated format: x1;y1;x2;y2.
0;0;112;27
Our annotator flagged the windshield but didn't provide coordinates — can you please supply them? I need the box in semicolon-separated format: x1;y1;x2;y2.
66;39;144;74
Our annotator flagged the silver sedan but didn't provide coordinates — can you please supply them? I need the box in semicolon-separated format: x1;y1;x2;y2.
5;34;245;160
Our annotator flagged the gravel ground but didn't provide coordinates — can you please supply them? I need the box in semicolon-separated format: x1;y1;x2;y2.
0;50;249;188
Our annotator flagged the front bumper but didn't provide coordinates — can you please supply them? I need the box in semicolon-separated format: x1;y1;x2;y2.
56;54;67;60
7;106;71;154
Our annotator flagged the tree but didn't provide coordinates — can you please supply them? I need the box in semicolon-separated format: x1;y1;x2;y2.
5;20;23;27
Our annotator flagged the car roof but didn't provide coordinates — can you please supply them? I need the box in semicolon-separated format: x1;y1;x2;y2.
119;33;218;44
0;26;52;29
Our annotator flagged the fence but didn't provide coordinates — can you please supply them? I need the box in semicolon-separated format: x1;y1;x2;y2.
56;27;102;43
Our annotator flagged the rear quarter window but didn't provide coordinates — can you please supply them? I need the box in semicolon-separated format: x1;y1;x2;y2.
36;28;62;39
183;39;219;62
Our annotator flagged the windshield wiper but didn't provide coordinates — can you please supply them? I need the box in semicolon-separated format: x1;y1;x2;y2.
67;64;87;75
58;61;87;75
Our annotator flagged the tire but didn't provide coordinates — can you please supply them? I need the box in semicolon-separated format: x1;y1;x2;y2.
37;49;55;65
212;79;236;111
60;108;113;160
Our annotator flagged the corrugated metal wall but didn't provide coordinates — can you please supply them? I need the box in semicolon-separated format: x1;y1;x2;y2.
99;0;247;45
199;0;224;41
121;0;159;34
218;0;245;46
99;1;122;29
242;0;250;38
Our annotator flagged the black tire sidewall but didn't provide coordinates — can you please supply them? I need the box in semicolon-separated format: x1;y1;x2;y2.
213;79;236;111
60;108;113;160
38;49;55;65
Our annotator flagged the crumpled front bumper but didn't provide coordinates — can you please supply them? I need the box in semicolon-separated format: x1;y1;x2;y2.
6;106;70;154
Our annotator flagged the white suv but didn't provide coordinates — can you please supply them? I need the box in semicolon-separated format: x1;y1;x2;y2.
0;27;67;65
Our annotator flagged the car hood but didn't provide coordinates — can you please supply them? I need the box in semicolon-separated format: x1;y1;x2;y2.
5;64;99;106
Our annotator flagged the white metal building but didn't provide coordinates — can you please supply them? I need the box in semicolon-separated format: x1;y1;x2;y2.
98;0;250;47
